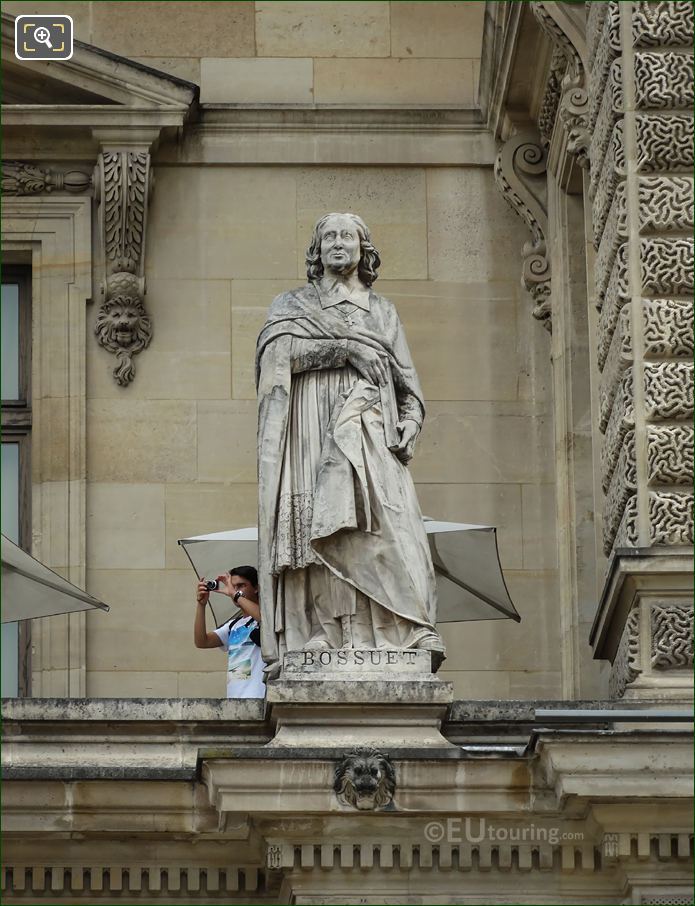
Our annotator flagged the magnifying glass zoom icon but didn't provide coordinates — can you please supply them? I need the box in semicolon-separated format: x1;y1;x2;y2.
33;26;53;48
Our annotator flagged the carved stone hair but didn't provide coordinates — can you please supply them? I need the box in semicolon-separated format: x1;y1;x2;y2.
305;212;381;287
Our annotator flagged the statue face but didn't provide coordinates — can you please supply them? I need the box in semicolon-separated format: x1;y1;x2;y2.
319;214;361;276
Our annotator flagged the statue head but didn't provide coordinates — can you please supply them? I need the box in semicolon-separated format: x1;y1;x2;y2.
95;295;152;386
306;212;381;287
334;747;396;810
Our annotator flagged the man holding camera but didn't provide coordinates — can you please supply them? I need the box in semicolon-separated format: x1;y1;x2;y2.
194;566;266;699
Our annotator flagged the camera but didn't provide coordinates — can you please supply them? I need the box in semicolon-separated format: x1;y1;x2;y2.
205;579;219;591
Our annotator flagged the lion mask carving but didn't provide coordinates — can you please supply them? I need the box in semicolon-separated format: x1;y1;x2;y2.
334;748;396;811
95;294;152;386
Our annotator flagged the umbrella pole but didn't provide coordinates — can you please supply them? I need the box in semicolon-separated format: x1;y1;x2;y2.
177;541;222;629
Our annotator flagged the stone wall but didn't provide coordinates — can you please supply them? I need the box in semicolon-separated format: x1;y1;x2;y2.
3;1;482;105
4;1;562;700
78;161;559;699
2;699;693;905
585;1;694;700
587;0;694;559
487;1;693;701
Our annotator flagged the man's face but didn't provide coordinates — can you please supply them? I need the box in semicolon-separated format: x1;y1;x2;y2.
230;574;259;602
319;215;361;276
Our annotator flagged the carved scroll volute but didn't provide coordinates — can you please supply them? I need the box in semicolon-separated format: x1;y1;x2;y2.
494;133;552;330
94;150;153;387
531;1;590;169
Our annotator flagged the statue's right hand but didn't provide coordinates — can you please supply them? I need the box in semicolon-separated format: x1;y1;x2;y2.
346;341;389;386
196;580;210;606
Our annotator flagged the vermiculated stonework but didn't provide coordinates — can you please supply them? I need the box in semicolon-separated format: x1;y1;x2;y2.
590;0;694;559
651;603;694;670
609;607;641;699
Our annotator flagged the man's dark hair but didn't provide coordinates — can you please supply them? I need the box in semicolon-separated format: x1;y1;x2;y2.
229;565;258;587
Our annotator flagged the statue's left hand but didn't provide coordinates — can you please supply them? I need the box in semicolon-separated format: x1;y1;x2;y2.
394;419;420;464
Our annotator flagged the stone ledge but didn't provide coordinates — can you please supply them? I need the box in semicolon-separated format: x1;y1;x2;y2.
197;745;494;762
1;765;196;781
267;679;452;705
0;697;267;722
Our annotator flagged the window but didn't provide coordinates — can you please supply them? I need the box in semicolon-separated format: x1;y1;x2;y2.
1;266;32;696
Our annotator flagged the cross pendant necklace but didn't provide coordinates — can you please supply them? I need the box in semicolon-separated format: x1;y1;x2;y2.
338;303;359;328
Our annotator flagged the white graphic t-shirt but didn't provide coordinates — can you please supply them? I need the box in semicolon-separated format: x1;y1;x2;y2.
214;615;266;699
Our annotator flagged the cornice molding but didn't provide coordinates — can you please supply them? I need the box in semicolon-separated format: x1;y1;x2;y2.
1;12;197;111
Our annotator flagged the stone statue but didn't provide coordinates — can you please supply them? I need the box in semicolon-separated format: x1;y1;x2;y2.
255;213;445;678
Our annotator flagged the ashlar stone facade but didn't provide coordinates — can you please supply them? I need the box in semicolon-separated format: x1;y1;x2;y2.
1;3;692;904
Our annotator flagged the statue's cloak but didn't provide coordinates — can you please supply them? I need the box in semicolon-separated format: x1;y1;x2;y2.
255;282;438;673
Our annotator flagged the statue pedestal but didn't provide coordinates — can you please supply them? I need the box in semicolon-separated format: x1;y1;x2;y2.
266;648;454;749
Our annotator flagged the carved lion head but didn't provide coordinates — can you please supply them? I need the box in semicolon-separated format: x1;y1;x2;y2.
95;295;152;386
334;747;396;811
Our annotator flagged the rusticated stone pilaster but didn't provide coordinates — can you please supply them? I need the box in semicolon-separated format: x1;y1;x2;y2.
590;1;694;559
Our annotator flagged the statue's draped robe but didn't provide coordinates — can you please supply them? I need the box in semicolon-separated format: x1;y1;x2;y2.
256;282;445;674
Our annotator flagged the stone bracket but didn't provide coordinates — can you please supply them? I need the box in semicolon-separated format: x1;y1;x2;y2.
531;1;590;169
94;147;154;386
494;131;552;329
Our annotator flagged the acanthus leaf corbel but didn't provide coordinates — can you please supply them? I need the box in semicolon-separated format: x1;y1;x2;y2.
531;1;590;169
494;131;552;330
93;147;154;387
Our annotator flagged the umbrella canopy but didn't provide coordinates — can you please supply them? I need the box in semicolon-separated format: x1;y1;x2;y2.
178;520;520;627
178;528;258;627
1;535;110;623
422;519;520;623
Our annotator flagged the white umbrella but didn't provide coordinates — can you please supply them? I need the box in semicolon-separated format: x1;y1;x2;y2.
178;527;258;627
178;520;520;628
422;519;520;623
1;534;110;622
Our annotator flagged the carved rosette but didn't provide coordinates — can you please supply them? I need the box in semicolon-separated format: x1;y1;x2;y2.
494;133;552;330
2;160;93;195
531;2;590;168
94;150;153;387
